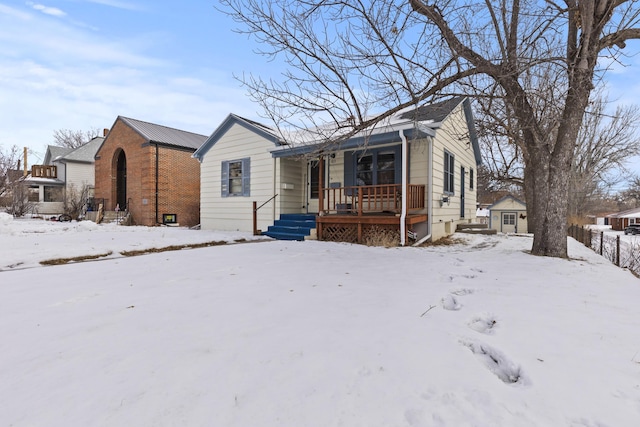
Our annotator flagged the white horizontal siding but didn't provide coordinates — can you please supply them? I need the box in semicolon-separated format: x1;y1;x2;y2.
200;124;278;232
430;103;479;240
66;163;95;191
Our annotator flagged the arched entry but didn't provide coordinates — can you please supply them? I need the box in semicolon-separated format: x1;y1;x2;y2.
116;150;127;209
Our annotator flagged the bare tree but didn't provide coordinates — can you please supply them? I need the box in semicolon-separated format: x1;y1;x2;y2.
64;184;91;220
220;0;640;257
0;144;21;198
53;128;101;149
570;95;640;217
5;180;33;217
479;88;640;220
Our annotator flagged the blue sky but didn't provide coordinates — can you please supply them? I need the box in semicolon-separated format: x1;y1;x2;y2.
1;0;639;178
0;0;274;163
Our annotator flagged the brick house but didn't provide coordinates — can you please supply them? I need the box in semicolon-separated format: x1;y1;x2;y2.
94;116;207;227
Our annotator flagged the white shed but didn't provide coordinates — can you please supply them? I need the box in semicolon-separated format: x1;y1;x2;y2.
488;195;528;233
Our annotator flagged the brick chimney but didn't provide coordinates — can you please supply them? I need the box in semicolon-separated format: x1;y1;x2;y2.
103;128;109;137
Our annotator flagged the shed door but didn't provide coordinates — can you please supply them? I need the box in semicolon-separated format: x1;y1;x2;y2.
502;212;517;233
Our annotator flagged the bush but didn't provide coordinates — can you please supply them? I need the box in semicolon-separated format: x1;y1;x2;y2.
363;226;400;247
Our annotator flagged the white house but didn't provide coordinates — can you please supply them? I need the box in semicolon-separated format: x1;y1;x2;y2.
193;97;482;244
25;137;104;216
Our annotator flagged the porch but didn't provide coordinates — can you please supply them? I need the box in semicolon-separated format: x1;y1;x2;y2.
316;183;427;243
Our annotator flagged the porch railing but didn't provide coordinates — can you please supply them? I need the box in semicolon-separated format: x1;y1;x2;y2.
320;184;425;215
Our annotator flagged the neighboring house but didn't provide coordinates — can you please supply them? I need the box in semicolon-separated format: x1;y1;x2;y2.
24;137;104;216
94;116;207;227
488;195;528;233
606;207;640;231
476;206;490;225
193;97;482;244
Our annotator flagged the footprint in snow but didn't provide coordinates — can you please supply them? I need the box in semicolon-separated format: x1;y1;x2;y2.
441;294;461;310
461;340;528;386
450;288;475;296
468;314;498;334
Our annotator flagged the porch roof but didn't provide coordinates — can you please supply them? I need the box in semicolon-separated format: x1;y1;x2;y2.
270;124;435;158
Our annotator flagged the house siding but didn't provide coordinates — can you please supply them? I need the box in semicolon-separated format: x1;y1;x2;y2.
65;162;94;191
430;103;478;240
200;123;278;232
279;158;305;214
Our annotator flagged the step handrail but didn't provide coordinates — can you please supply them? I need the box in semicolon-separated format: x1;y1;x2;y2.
253;194;278;235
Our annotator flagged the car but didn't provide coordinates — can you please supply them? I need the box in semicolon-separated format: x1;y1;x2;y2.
624;224;640;235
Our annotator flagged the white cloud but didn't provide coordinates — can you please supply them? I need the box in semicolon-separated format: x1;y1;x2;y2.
84;0;142;11
0;3;31;19
26;2;66;17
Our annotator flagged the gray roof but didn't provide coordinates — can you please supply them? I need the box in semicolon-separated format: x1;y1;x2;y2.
62;137;104;163
399;96;466;123
45;145;73;164
119;116;208;150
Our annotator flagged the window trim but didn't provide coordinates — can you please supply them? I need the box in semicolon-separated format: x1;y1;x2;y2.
221;157;250;197
344;145;403;187
443;150;455;195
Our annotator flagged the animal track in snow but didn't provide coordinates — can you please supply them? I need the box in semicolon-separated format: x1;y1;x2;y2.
461;340;527;385
468;314;498;334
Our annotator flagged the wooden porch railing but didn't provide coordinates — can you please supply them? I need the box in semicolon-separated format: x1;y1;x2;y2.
320;184;425;215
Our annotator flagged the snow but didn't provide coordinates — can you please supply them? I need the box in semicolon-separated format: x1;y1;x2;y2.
1;214;640;426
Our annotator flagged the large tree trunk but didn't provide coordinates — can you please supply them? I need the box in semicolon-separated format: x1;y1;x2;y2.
524;144;571;257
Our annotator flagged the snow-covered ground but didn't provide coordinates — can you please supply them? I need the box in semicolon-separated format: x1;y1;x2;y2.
1;214;640;426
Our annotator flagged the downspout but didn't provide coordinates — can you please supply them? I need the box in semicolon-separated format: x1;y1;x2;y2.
273;157;277;222
400;130;408;246
414;135;433;246
155;142;159;224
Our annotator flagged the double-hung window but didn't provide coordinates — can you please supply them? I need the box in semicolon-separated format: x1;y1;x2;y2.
221;158;250;197
345;146;402;187
444;150;454;194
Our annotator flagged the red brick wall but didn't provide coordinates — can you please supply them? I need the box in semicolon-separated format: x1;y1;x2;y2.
94;118;201;227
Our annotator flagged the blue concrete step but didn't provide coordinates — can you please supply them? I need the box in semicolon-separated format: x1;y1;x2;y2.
262;213;317;241
266;225;313;235
262;231;307;241
279;213;317;222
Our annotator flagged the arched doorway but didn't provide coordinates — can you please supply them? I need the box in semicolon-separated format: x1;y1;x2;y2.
116;150;127;210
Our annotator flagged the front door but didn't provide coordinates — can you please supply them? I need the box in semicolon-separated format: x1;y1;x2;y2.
502;212;517;233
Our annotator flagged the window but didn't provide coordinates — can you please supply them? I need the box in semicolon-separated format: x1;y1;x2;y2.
444;151;454;194
503;213;516;225
221;158;250;197
470;168;474;190
44;186;63;202
345;146;402;187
